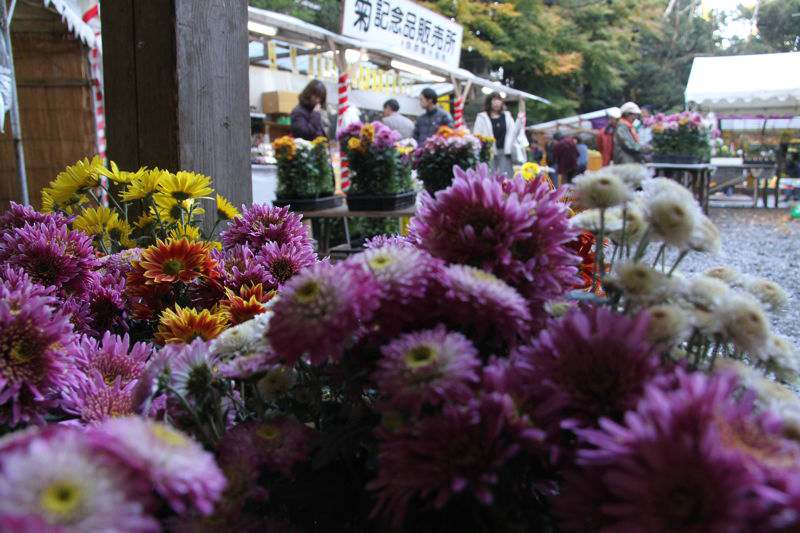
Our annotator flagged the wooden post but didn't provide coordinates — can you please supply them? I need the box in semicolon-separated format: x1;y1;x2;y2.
101;0;251;233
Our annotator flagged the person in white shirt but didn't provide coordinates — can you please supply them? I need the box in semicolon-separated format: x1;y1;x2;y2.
472;92;527;176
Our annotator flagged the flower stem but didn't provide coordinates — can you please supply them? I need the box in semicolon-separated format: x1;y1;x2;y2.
591;208;606;293
668;249;689;276
651;243;666;269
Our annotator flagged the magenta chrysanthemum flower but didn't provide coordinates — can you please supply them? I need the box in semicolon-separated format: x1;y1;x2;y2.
409;165;578;329
511;306;661;433
212;244;273;290
570;370;781;532
218;417;314;478
221;204;309;250
0;221;99;298
64;271;128;336
256;240;317;288
369;393;526;526
0;273;74;426
92;416;226;516
0;265;54;297
439;264;531;353
0;201;71;233
72;332;152;386
373;326;480;414
268;262;380;364
0;426;157;532
99;248;142;280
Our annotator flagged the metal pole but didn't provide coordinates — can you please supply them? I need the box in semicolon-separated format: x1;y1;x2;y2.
2;0;29;205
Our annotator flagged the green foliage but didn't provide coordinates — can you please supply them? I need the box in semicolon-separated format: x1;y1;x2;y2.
249;0;340;31
345;148;414;196
275;139;335;199
413;138;480;193
756;0;800;52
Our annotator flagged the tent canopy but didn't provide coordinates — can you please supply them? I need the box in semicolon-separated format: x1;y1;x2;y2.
528;107;617;132
685;53;800;114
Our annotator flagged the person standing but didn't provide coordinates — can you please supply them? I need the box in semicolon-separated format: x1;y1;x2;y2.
290;80;327;140
576;136;589;175
597;107;620;166
413;87;454;145
613;101;646;164
552;132;579;184
381;99;415;139
472;92;527;176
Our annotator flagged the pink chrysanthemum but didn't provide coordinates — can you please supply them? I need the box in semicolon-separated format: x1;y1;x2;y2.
211;244;273;291
64;271;128;336
439;264;531;353
570;370;784;532
72;332;152;387
0;201;71;233
218;417;314;478
268;262;380;364
91;416;226;516
221;204;309;250
363;234;414;249
369;393;527;526
512;306;661;432
0;273;74;426
0;221;99;298
373;325;480;414
256;240;317;288
0;426;157;532
409;165;578;329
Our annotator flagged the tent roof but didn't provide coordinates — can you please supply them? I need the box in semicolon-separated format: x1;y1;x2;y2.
685;53;800;113
528;107;616;131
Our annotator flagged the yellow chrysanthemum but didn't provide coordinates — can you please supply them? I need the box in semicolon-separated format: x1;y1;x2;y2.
347;137;363;152
107;217;136;248
155;305;228;344
134;213;156;231
99;161;148;185
168;223;202;242
521;162;542;181
44;156;105;206
272;136;297;161
360;123;375;143
121;168;168;202
312;136;328;147
215;194;239;221
73;206;118;236
42;189;87;214
154;194;204;224
158;171;213;202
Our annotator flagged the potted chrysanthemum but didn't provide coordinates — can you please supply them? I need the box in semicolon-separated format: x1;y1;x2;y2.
412;126;493;193
648;111;711;164
338;122;416;211
272;136;342;211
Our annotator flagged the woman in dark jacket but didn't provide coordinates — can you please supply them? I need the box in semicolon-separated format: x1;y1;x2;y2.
290;80;327;140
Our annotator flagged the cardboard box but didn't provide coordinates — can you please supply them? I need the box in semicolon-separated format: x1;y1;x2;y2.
262;91;298;114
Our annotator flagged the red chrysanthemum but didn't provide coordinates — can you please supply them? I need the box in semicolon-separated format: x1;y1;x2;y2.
138;239;215;284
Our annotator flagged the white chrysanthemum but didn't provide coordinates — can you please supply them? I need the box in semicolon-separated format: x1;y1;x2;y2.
165;339;218;400
570;208;623;234
750;376;800;439
645;304;692;347
645;190;700;248
256;366;298;400
0;431;156;532
717;292;771;356
611;262;671;303
642;177;695;201
610;163;650;189
573;171;630;209
609;201;648;244
704;266;743;287
684;275;729;310
211;312;270;359
688;214;721;254
763;335;800;382
744;277;788;313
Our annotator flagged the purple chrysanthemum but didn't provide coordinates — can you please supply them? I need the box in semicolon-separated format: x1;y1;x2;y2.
212;244;273;290
218;417;314;478
64;271;128;336
0;201;71;234
0;221;99;298
0;273;75;426
363;234;414;249
409;165;579;329
91;416;226;516
439;264;531;353
99;248;142;280
72;332;151;386
268;262;380;364
0;426;157;531
374;325;480;414
511;306;661;433
369;393;527;526
221;204;309;250
569;370;782;532
256;240;317;288
0;265;54;297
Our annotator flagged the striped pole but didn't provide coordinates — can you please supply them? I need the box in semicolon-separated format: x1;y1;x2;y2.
337;72;351;191
453;97;464;129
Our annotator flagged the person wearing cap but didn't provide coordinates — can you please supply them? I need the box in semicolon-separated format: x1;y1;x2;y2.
597;107;620;167
614;101;646;164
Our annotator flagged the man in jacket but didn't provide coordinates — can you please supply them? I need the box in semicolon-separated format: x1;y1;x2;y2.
381;99;415;139
613;101;646;164
597;107;620;166
413;87;454;144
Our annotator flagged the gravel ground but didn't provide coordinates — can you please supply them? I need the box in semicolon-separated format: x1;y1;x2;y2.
667;207;800;345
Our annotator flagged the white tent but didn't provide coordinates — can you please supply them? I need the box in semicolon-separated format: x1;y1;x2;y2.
528;108;617;132
685;53;800;115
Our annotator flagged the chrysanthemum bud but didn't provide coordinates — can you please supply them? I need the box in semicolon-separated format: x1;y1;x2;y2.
744;278;788;313
573;172;630;209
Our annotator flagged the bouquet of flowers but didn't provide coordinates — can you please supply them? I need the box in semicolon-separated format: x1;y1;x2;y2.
272;135;335;199
3;156;800;530
648;111;711;162
338;121;414;196
413;126;493;193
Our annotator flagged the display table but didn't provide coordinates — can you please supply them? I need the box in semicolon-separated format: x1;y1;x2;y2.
296;202;417;255
646;163;714;214
709;163;777;208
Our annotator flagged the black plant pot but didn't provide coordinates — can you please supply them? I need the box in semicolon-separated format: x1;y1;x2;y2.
346;191;417;212
652;154;704;165
273;194;344;212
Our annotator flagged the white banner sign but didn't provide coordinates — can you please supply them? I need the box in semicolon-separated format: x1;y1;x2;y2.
341;0;463;69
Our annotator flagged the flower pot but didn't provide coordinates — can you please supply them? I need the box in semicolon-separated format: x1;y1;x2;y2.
346;191;417;212
273;194;344;212
651;154;704;165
